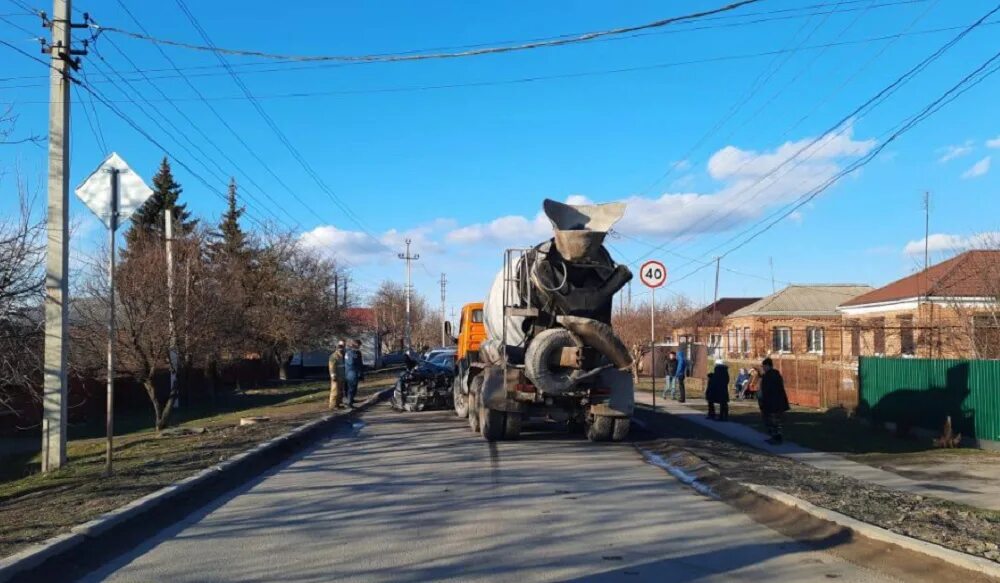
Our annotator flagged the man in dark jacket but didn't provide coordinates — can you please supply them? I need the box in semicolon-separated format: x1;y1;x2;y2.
674;349;687;403
758;357;790;444
345;339;365;407
663;351;679;400
705;360;730;421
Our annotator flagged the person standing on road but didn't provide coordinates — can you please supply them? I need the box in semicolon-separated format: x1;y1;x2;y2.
674;348;687;402
759;357;790;444
663;351;679;400
345;339;365;407
705;360;730;421
328;340;347;410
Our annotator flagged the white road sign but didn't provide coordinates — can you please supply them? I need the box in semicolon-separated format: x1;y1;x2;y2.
639;260;667;288
75;152;154;230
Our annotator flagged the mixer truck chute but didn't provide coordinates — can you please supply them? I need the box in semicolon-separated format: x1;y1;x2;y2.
454;199;635;442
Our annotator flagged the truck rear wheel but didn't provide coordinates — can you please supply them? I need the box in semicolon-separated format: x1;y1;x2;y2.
586;415;614;442
481;406;506;442
453;376;469;418
611;418;631;442
468;377;482;433
504;412;522;440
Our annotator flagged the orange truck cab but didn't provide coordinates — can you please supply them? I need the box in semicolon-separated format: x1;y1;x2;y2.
452;302;485;417
456;302;485;363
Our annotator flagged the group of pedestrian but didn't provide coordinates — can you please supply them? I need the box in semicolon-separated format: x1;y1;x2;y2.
667;351;789;445
328;339;365;410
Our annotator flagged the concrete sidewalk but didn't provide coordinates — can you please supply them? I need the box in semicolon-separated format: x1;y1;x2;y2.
636;392;1000;512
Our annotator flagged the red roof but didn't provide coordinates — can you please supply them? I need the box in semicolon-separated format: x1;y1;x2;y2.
841;250;1000;307
678;297;761;326
345;307;376;329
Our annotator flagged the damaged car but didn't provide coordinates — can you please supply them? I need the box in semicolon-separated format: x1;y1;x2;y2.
391;351;456;412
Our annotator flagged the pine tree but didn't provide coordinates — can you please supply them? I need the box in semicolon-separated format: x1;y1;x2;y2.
219;178;246;254
126;157;195;243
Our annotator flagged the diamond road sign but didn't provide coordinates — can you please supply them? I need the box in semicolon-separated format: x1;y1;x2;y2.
74;152;153;231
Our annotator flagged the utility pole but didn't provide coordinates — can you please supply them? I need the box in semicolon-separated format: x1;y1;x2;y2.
712;257;721;310
440;273;447;346
42;0;87;472
923;191;930;297
397;239;419;349
165;208;179;410
104;168;119;476
769;257;776;294
333;272;339;309
342;274;349;307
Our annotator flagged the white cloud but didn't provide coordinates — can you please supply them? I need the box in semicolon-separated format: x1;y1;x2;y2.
961;156;991;179
937;140;974;163
787;211;804;224
903;232;1000;256
441;127;876;245
617;126;874;238
300;221;443;264
986;135;1000;149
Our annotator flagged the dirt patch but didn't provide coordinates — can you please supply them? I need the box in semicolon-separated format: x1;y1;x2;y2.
635;408;1000;564
0;379;391;560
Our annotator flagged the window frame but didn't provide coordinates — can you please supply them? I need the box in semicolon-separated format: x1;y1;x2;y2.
771;326;792;353
807;326;824;354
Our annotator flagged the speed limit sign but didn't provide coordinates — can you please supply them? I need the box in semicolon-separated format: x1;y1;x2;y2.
639;260;667;288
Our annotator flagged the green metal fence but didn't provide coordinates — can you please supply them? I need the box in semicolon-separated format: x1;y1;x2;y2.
858;357;1000;443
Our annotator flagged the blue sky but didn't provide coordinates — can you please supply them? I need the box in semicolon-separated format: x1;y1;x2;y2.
2;0;998;319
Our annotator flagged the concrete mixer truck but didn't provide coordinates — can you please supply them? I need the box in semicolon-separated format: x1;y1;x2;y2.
452;199;635;442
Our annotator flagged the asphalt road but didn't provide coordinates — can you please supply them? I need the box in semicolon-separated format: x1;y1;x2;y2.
82;404;895;582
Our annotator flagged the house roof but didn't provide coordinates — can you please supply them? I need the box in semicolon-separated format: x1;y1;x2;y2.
840;250;1000;307
345;307;376;329
678;297;761;327
730;284;874;317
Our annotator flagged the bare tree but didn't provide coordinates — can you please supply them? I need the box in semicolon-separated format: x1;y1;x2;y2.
0;105;42;147
370;280;430;352
612;296;695;381
0;182;44;416
245;231;345;378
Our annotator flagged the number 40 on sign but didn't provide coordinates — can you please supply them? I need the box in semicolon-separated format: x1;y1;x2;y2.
639;260;667;288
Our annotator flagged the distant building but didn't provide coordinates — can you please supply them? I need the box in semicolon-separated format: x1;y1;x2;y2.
838;250;1000;360
724;284;874;360
673;297;760;358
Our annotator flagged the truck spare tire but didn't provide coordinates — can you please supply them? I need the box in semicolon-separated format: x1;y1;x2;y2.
524;327;586;394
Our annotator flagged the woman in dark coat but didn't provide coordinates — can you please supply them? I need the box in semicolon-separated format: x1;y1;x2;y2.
705;361;730;421
758;357;790;444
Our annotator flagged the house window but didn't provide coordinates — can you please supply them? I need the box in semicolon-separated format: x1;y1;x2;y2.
727;329;736;354
899;315;915;356
850;321;861;356
807;327;824;354
873;317;886;355
742;327;750;355
709;333;722;348
772;327;792;353
973;315;1000;359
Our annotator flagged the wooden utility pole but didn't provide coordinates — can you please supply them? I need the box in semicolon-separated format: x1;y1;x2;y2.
41;0;72;472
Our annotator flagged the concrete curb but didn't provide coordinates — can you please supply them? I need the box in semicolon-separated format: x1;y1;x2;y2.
0;387;392;583
744;483;1000;580
637;444;1000;581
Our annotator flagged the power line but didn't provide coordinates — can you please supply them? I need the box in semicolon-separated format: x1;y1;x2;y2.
172;0;394;256
632;0;941;267
98;0;764;64
627;2;999;269
663;48;1000;289
87;31;302;230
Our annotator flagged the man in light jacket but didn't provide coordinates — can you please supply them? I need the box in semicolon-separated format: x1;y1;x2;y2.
328;341;346;410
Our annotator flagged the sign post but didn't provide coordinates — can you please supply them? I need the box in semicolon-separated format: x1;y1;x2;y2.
639;260;667;410
75;153;153;475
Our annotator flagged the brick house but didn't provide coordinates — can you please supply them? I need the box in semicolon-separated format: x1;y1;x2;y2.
722;284;874;360
838;250;1000;360
673;297;760;357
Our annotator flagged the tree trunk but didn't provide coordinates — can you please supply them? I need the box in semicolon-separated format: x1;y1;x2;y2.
143;377;163;432
277;352;290;381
